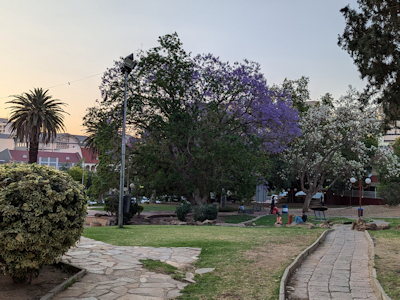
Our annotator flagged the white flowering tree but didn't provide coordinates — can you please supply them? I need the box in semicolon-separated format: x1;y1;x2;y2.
283;90;381;212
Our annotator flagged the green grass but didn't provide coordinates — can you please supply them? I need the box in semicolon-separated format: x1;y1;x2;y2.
220;214;256;224
368;218;400;299
254;214;289;226
140;259;178;274
141;203;178;212
83;225;324;299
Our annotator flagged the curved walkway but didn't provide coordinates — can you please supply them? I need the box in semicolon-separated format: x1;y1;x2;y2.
54;237;201;300
286;225;377;300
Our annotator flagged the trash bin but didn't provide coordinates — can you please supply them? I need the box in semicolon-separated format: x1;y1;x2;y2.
282;205;288;214
123;195;131;213
358;207;363;217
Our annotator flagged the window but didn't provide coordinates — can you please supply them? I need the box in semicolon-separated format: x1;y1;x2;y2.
0;125;5;133
39;157;59;169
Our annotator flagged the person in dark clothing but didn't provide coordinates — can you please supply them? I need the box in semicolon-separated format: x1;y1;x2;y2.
270;196;276;214
295;212;307;224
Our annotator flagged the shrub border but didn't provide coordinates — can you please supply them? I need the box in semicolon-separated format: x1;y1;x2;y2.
40;262;86;300
278;229;333;300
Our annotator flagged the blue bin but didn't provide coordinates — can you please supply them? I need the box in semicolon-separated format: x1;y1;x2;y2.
358;207;363;217
282;205;288;214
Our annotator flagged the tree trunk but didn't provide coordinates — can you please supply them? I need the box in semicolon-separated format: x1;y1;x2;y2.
302;193;314;212
193;188;208;205
28;133;39;164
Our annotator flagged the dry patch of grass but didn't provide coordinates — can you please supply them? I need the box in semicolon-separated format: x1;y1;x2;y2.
370;222;400;299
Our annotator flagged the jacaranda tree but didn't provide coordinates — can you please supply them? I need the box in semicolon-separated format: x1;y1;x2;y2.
84;33;300;204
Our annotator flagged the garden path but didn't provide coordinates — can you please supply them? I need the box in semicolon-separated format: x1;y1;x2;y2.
286;225;378;300
53;237;201;300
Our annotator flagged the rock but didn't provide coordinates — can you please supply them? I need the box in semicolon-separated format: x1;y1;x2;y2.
159;219;169;225
183;277;196;283
377;223;390;230
195;221;204;226
202;219;217;225
274;223;281;227
90;222;101;227
305;223;315;229
351;219;379;231
195;268;215;275
318;223;330;228
397;224;400;230
185;272;195;279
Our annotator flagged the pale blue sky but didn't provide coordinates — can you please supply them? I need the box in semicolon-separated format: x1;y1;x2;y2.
0;0;361;134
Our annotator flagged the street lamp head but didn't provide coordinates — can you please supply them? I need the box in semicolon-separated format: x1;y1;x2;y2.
129;183;135;188
294;188;297;192
350;177;356;184
122;53;136;74
365;178;371;185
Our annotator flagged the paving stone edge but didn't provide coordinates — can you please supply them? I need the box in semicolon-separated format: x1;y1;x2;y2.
364;230;392;300
279;228;333;300
39;262;87;300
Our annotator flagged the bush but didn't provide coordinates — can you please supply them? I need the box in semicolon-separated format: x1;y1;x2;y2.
175;203;192;221
0;163;87;283
378;182;400;205
193;204;218;222
104;196;138;223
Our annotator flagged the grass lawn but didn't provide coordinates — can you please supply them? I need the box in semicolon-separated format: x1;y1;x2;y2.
219;214;256;224
83;225;325;299
368;218;400;299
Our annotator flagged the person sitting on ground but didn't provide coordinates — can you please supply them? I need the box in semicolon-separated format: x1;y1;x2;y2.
238;204;245;212
275;213;282;225
272;206;279;215
294;211;307;224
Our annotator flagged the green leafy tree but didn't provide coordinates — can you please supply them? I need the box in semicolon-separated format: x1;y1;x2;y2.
338;0;400;123
85;33;300;205
6;88;68;163
67;166;83;182
272;76;310;113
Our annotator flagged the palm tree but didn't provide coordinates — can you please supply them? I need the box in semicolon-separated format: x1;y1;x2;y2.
6;88;68;163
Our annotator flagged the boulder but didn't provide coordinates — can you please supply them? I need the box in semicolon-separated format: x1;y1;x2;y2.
377;223;390;230
203;219;217;225
351;219;380;231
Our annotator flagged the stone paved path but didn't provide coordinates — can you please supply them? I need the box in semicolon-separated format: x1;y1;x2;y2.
286;225;377;300
54;237;201;300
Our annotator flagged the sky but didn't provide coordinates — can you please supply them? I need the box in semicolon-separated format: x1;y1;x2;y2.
0;0;363;135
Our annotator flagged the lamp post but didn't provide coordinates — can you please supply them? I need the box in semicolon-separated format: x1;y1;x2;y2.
350;177;371;218
118;54;136;228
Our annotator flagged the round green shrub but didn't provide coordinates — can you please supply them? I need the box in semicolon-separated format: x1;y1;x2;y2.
0;163;87;283
175;203;192;221
193;204;218;222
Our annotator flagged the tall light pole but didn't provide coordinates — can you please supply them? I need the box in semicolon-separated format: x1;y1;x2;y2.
118;54;136;228
350;177;371;218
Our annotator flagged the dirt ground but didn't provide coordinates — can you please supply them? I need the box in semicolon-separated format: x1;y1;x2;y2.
0;265;74;300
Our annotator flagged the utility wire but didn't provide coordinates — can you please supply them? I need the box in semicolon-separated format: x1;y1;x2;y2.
0;72;103;100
